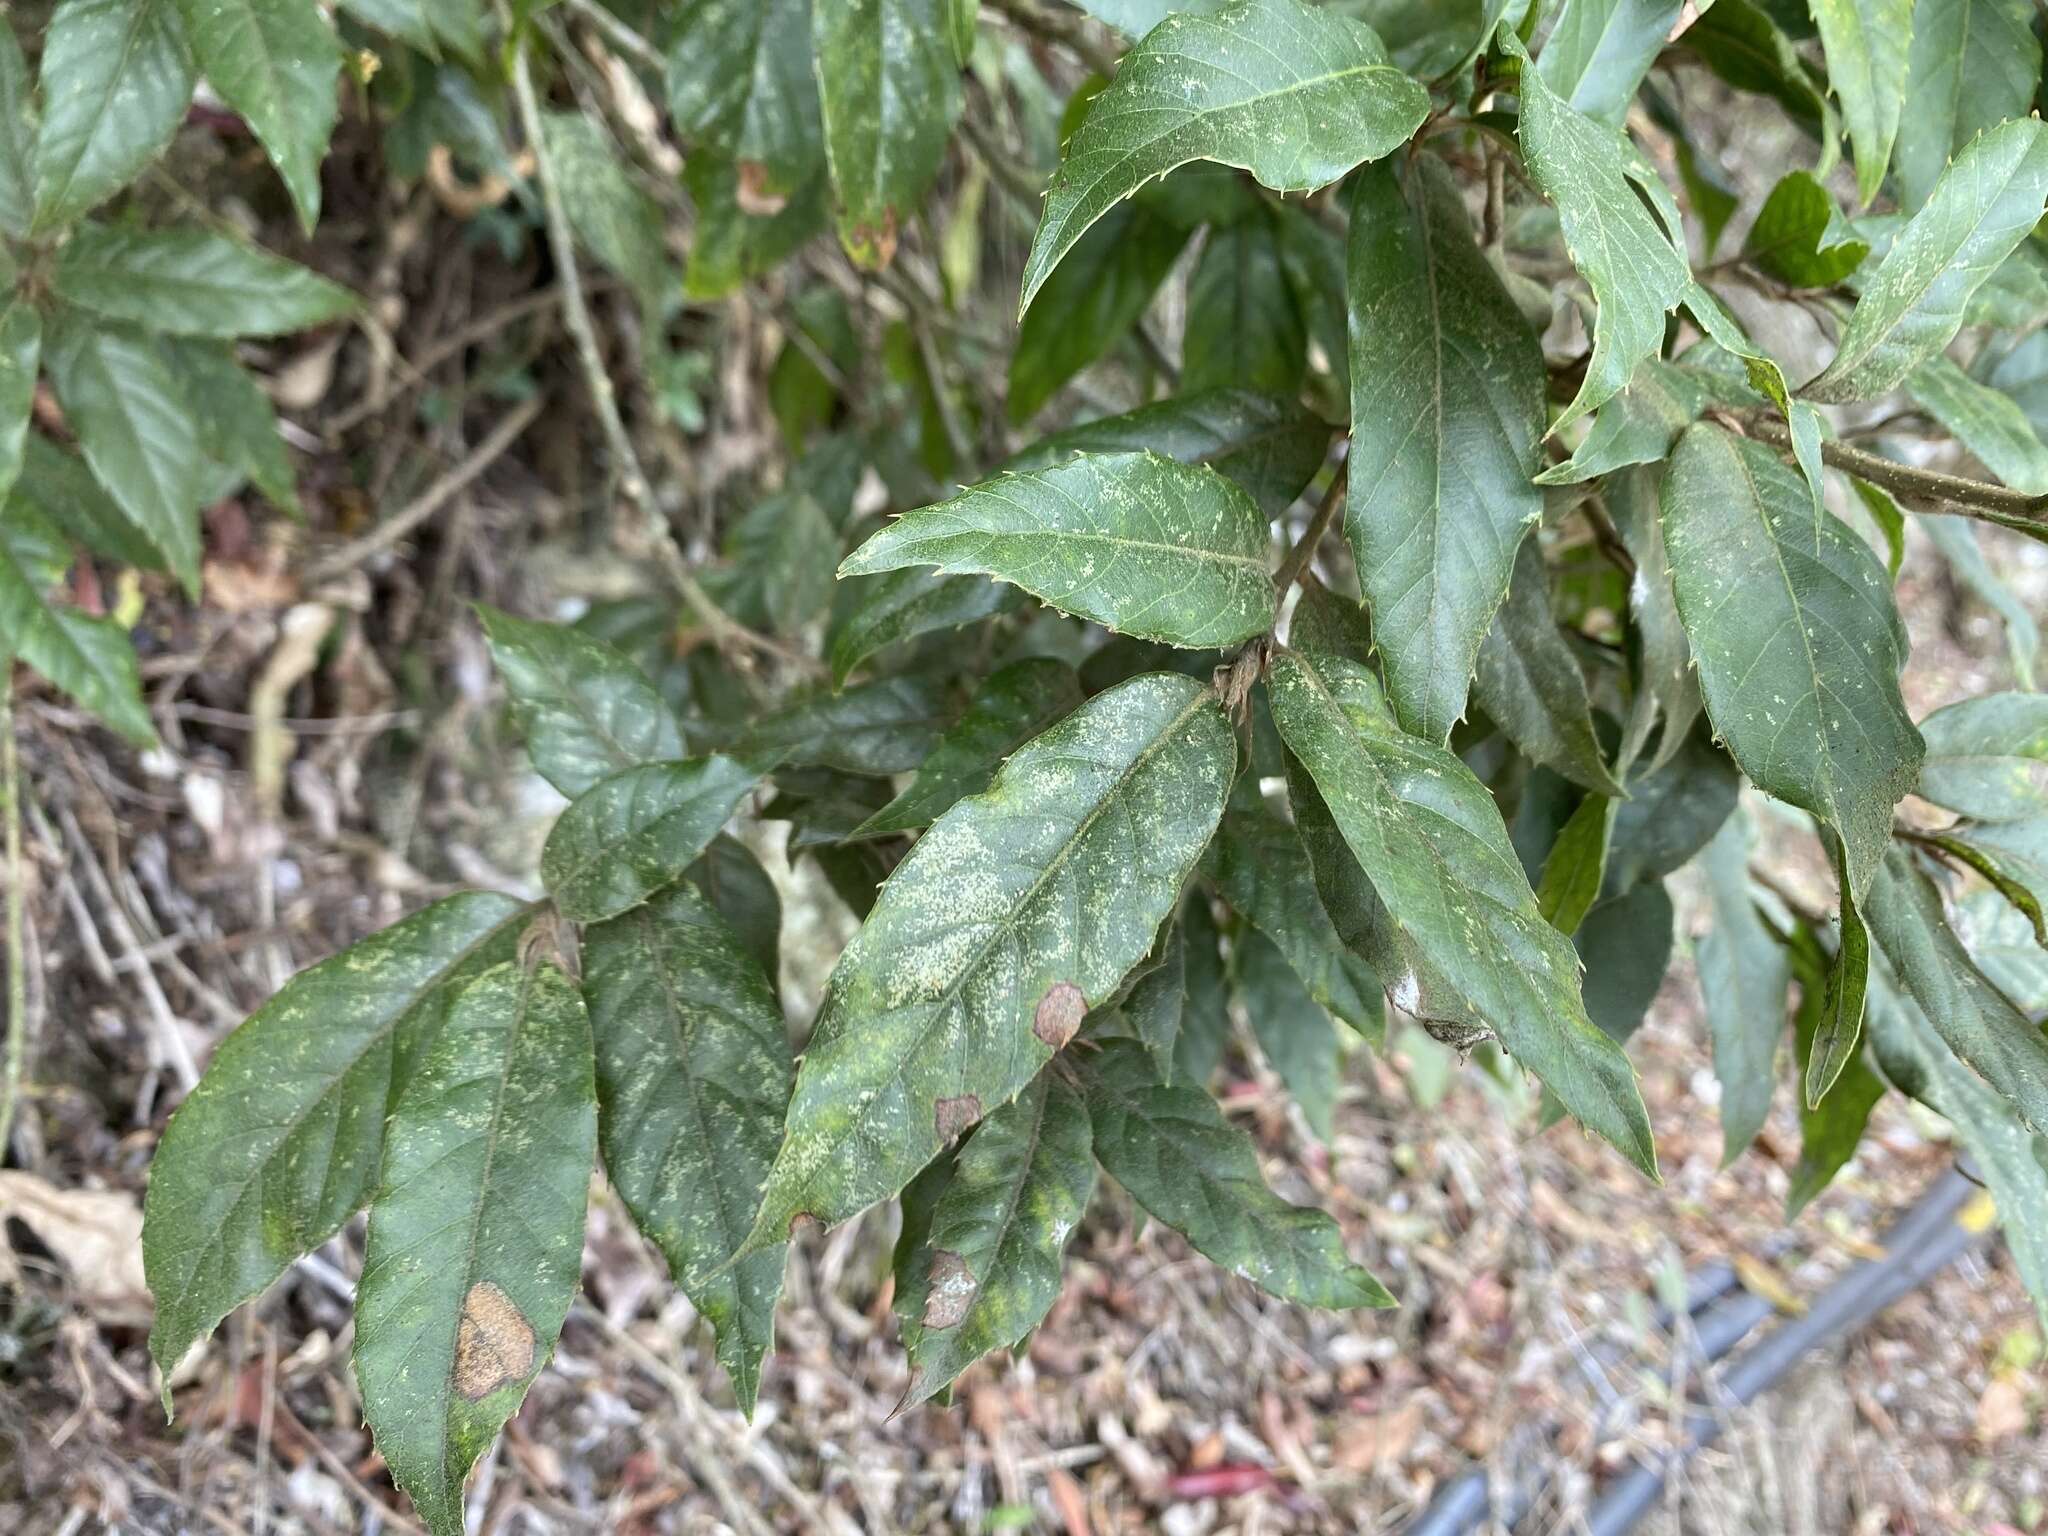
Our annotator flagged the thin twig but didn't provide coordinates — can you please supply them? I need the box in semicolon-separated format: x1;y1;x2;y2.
985;0;1122;76
505;15;822;677
1733;408;2048;524
1272;464;1350;599
325;285;567;436
0;682;25;1157
559;0;664;72
306;395;544;581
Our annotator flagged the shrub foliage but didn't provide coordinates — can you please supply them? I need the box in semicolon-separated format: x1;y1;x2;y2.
0;0;2041;1526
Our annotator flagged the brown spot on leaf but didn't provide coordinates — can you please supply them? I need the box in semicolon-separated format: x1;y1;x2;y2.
935;1094;982;1140
787;1211;819;1239
735;161;789;217
849;209;901;269
453;1281;535;1400
1033;982;1086;1050
922;1250;976;1329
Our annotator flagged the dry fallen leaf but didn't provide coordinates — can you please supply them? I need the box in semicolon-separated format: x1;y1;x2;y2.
0;1171;150;1323
1974;1377;2028;1444
1332;1399;1424;1473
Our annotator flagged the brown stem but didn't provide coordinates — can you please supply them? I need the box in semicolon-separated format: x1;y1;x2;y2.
1733;409;2048;526
1272;465;1349;599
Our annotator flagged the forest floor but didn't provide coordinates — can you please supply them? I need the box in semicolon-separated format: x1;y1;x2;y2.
0;496;2043;1536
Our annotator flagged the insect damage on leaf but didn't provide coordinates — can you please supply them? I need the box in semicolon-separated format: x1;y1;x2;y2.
453;1281;537;1400
934;1094;983;1139
921;1251;976;1329
1032;983;1086;1049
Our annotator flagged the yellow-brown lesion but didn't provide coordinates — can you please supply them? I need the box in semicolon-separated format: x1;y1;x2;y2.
453;1281;536;1401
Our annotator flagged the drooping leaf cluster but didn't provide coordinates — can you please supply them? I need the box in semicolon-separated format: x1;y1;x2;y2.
100;0;2048;1530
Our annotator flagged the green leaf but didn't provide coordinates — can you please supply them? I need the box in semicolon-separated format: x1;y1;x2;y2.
0;297;39;504
144;893;528;1389
1236;926;1339;1140
1110;918;1191;1082
1743;170;1869;286
1534;0;1682;123
839;452;1277;649
813;0;963;265
1018;0;1428;312
1536;790;1615;935
537;112;671;316
1806;837;1870;1106
682;151;829;301
1925;819;2048;948
1536;359;1757;486
1184;210;1307;395
356;962;596;1536
1905;354;2048;495
1267;646;1658;1177
1695;809;1788;1164
172;0;339;228
1684;0;1835;140
541;757;766;924
827;569;1021;687
704;490;838;638
1499;26;1690;431
1810;0;1912;205
0;26;36;238
479;607;688;799
740;673;1235;1247
9;433;162;569
1959;885;2048;1013
1009;201;1189;421
1917;693;2048;823
686;833;782;979
1895;0;2038;211
1205;798;1385;1042
1173;897;1232;1085
1660;424;1921;902
1575;878;1672;1043
43;311;204;596
897;1072;1095;1408
584;882;792;1412
32;0;195;232
1080;1038;1393;1307
1804;117;2048;403
1345;155;1545;742
160;337;301;517
1865;847;2048;1139
1865;971;2048;1329
665;0;824;200
0;492;155;743
1785;927;1886;1217
1606;464;1701;769
53;224;357;338
1473;536;1623;796
1604;722;1741;892
854;658;1084;838
1004;389;1331;519
740;674;953;775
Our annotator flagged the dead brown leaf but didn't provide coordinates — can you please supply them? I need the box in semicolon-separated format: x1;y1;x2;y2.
0;1171;149;1323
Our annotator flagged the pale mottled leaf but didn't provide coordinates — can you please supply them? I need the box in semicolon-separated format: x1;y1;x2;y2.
740;674;1234;1247
541;757;766;924
479;607;687;799
584;883;791;1413
1917;693;2048;823
1267;646;1658;1176
897;1073;1095;1407
144;894;528;1388
1810;0;1912;205
355;963;596;1536
1019;0;1427;311
1345;155;1544;741
839;452;1276;649
1805;117;2048;403
1535;0;1682;123
1501;27;1690;430
1660;424;1920;901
